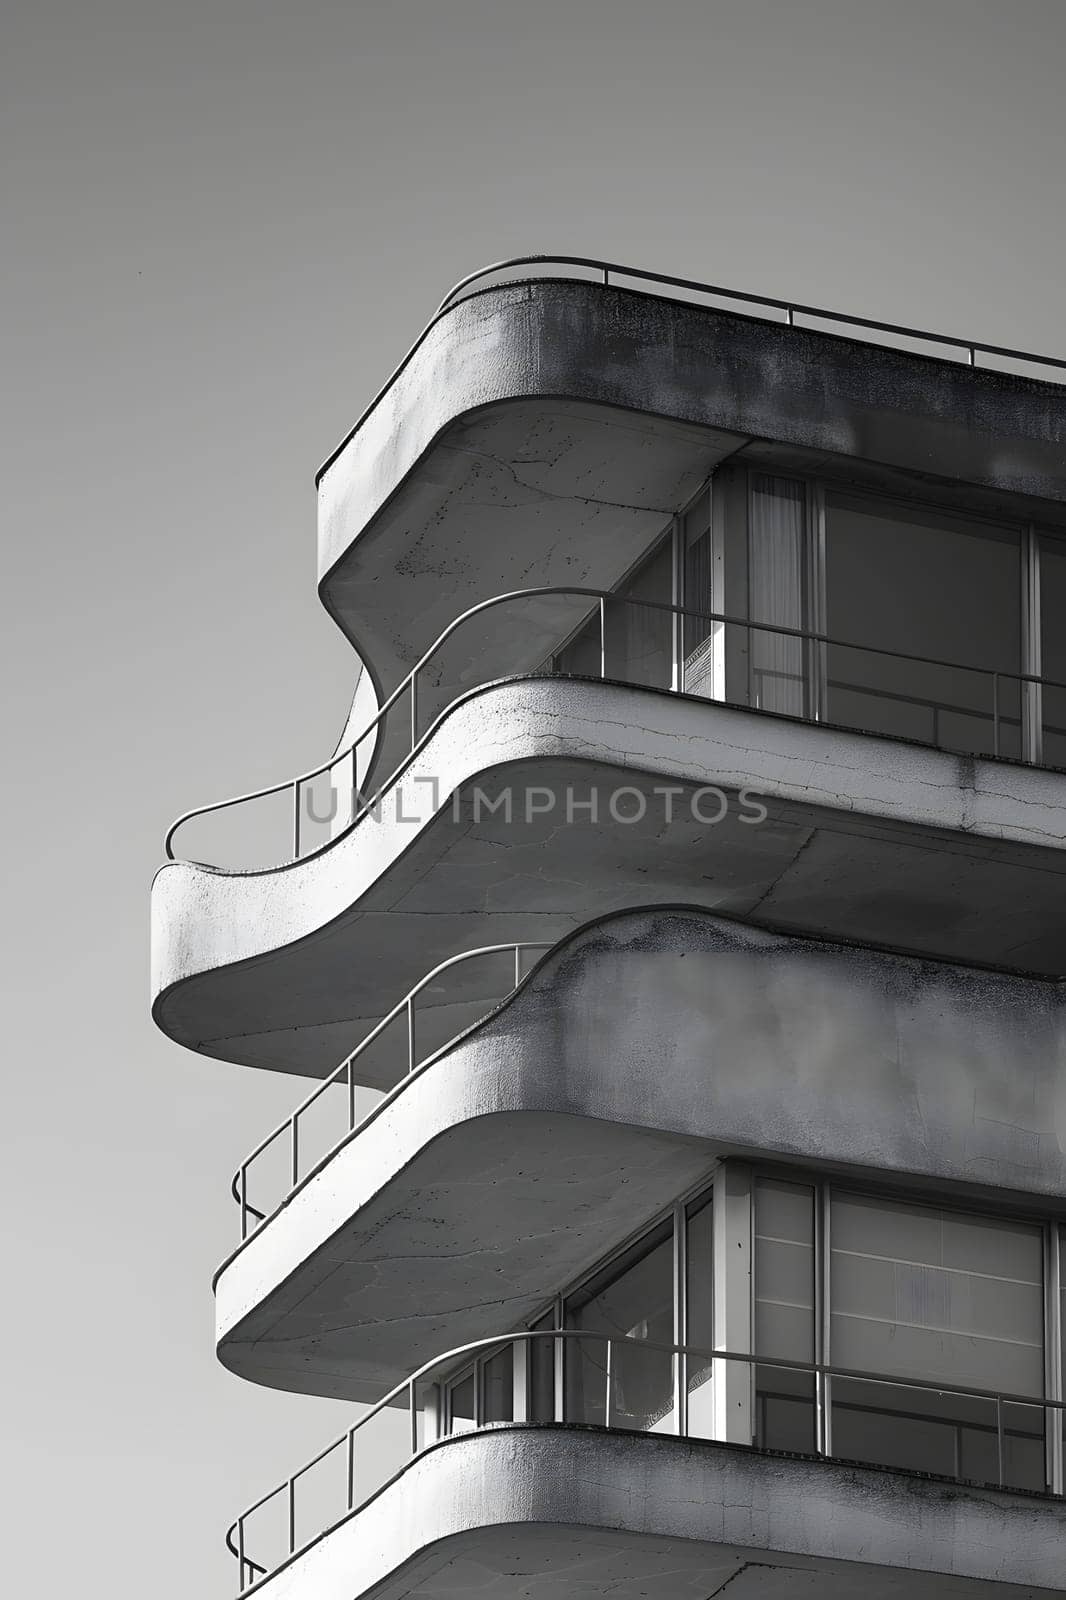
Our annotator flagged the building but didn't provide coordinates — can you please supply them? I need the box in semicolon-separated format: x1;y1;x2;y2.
151;257;1066;1600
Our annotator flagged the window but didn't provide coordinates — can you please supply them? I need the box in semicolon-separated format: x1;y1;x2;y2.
1039;532;1066;767
754;1178;817;1453
563;1222;675;1430
550;533;674;689
442;1342;514;1435
829;1193;1045;1489
824;496;1022;758
688;467;1066;766
442;1169;1062;1499
748;476;809;717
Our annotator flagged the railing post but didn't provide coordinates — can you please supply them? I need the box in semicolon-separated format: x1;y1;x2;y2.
347;1055;356;1133
410;1378;419;1454
287;1476;296;1555
410;673;419;749
291;1116;299;1190
239;1166;248;1243
292;779;301;860
996;1395;1005;1487
514;944;522;988
407;995;416;1074
346;1427;355;1512
237;1517;246;1593
599;597;607;679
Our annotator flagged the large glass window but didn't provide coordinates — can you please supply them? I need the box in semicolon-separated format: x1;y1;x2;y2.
754;1178;817;1453
564;1222;675;1431
829;1193;1045;1489
551;534;674;689
439;1170;1062;1498
823;495;1022;757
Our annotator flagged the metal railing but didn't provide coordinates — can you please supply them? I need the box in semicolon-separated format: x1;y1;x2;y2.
166;586;1066;869
316;254;1066;486
233;941;553;1241
226;1328;1066;1593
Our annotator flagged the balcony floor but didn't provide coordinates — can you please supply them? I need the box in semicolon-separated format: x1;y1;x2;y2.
244;1426;1066;1600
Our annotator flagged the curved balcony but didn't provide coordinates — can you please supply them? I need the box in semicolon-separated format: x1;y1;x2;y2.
165;586;1066;872
227;1331;1066;1600
153;584;1066;1077
214;908;1066;1403
232;940;551;1240
313;261;1066;699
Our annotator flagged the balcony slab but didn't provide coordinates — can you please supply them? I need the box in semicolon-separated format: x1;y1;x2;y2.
216;908;1066;1401
248;1426;1066;1600
153;678;1066;1078
318;280;1066;691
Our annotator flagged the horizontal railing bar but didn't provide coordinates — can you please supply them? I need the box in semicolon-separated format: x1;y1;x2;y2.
229;1325;1066;1587
167;584;1066;864
433;256;1066;373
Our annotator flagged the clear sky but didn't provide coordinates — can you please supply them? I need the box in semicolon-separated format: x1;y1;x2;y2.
3;2;1065;1596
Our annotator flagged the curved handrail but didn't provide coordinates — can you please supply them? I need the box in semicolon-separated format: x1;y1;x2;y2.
166;583;1066;870
315;253;1066;486
164;584;603;862
232;939;553;1242
227;1326;1066;1592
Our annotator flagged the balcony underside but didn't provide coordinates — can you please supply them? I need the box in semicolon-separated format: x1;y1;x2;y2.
317;279;1066;692
247;1427;1066;1600
153;679;1066;1077
216;908;1066;1402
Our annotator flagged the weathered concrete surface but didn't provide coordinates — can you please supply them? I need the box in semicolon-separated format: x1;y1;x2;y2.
153;678;1066;1077
318;280;1066;687
253;1427;1066;1600
322;391;743;699
216;909;1066;1401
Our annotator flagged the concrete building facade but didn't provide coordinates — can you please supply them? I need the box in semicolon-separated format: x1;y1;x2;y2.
152;258;1066;1599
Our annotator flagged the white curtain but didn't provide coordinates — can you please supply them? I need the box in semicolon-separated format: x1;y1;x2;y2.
749;475;806;715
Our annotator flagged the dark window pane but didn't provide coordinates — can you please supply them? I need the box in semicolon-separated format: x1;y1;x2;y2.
825;496;1021;758
482;1345;513;1423
754;1179;816;1453
829;1193;1044;1490
529;1322;556;1424
1040;533;1066;767
447;1369;476;1434
564;1225;675;1429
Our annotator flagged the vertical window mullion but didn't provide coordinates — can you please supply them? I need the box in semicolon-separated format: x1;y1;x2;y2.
808;482;827;723
1023;523;1043;763
670;515;683;693
817;1181;832;1458
1046;1224;1063;1494
674;1201;686;1435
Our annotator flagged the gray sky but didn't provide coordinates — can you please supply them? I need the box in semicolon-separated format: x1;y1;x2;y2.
3;2;1065;1596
